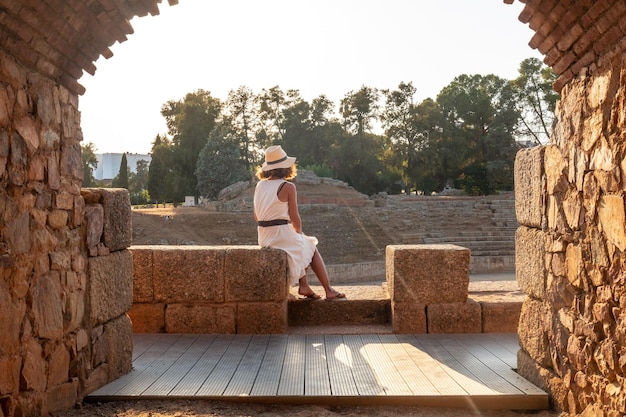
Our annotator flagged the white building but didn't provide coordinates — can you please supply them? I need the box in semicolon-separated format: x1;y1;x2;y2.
93;153;151;181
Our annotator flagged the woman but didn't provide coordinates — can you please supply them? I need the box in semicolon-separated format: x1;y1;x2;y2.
253;145;346;300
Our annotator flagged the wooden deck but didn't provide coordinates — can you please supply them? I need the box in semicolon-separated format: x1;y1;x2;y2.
87;333;548;410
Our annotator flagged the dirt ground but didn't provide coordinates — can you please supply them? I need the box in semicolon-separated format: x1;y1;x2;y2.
54;399;564;417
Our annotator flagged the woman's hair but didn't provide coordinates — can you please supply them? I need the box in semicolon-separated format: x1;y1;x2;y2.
256;164;297;180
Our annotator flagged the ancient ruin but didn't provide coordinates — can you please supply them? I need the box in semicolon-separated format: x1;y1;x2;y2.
2;0;626;415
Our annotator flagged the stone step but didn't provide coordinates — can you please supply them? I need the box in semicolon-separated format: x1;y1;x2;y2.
288;298;391;327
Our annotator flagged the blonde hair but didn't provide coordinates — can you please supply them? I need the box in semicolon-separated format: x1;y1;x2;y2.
256;164;297;180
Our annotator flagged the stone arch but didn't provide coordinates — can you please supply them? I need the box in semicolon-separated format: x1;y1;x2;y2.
2;1;626;415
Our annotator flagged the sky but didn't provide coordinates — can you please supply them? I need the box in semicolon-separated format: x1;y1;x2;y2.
78;0;543;155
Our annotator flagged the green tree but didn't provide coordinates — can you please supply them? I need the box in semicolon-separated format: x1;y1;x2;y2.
112;153;129;189
224;86;259;169
437;74;520;194
81;142;98;187
511;57;559;146
340;85;379;139
196;123;249;200
129;159;150;205
160;89;222;199
147;135;174;205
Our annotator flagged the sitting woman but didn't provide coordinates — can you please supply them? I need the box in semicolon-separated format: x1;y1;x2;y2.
253;145;346;300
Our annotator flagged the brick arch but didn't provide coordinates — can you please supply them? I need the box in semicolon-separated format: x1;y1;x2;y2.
1;1;624;95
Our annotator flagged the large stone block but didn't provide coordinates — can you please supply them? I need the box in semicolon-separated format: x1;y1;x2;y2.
518;297;551;368
427;300;482;334
166;304;236;333
129;247;154;303
516;226;547;300
224;247;287;302
83;188;131;252
88;250;133;326
391;301;427;334
128;303;165;333
44;378;78;415
514;146;545;228
104;314;133;381
480;301;522;333
153;247;224;303
386;244;470;305
236;302;288;334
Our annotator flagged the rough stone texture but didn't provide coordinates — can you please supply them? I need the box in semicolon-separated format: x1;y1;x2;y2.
515;226;547;300
99;188;132;252
480;301;521;333
386;244;470;305
104;314;133;381
128;304;165;333
153;246;225;303
514;146;545;228
129;247;154;303
391;301;427;334
427;300;482;334
236;302;288;334
166;304;236;334
88;250;133;326
224;247;288;302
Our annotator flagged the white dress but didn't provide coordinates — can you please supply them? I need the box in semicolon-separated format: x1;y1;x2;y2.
254;179;318;285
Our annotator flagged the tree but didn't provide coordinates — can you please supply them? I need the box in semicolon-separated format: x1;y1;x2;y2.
340;85;379;139
147;135;174;205
224;86;259;169
129;159;150;205
81;142;98;187
511;57;559;146
437;74;520;194
112;153;129;189
160;89;222;198
196;123;249;200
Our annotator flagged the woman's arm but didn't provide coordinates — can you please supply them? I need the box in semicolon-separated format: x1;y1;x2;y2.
279;182;302;233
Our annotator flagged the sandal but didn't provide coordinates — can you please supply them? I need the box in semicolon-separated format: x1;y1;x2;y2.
299;292;321;300
325;291;346;301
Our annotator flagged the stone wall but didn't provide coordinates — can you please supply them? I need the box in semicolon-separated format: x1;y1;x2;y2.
515;46;626;415
0;50;132;416
129;246;289;334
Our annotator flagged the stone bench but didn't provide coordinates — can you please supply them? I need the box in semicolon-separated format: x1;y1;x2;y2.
129;245;289;334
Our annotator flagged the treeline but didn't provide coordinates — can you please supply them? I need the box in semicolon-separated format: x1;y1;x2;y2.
83;57;558;203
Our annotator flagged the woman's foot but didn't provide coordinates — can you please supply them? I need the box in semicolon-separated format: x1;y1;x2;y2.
325;289;346;300
298;286;321;300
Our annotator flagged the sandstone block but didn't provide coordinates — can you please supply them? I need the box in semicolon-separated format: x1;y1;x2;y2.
128;303;165;333
31;272;63;340
0;355;21;395
514;146;545;228
236;302;288;334
129;247;154;303
0;280;26;355
517;349;568;411
386;244;470;305
224;247;287;302
100;188;132;251
598;194;626;252
427;300;482;334
153;247;224;303
104;314;133;381
516;226;547;299
44;378;78;415
47;343;70;388
480;301;522;333
83;364;109;396
88;250;133;326
518;297;551;368
391;301;427;334
84;204;103;253
166;304;236;333
21;338;46;392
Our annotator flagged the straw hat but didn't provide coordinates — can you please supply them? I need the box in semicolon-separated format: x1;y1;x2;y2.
261;145;296;171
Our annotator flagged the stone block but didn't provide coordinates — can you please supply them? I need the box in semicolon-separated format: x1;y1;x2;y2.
391;301;427;334
104;314;133;381
516;226;547;299
88;250;133;326
31;272;63;340
427;300;482;334
47;344;70;388
514;146;545;228
83;364;109;396
386;244;470;305
224;247;287;302
480;301;522;333
129;247;154;303
518;297;551;368
84;204;103;254
153;247;225;303
100;188;132;251
0;355;21;395
128;303;165;333
236;302;288;334
166;304;236;333
517;349;568;411
0;280;26;355
44;378;78;415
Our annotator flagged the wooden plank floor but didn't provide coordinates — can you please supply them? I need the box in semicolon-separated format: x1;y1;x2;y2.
87;333;548;410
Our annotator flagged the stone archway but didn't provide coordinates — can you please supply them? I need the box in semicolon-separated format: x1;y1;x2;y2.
2;1;626;415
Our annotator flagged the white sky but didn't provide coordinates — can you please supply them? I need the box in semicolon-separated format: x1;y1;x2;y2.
78;0;543;154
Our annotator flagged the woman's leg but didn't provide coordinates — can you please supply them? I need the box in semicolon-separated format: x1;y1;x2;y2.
309;249;344;299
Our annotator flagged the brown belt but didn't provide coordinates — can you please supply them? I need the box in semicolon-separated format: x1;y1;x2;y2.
258;219;290;227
